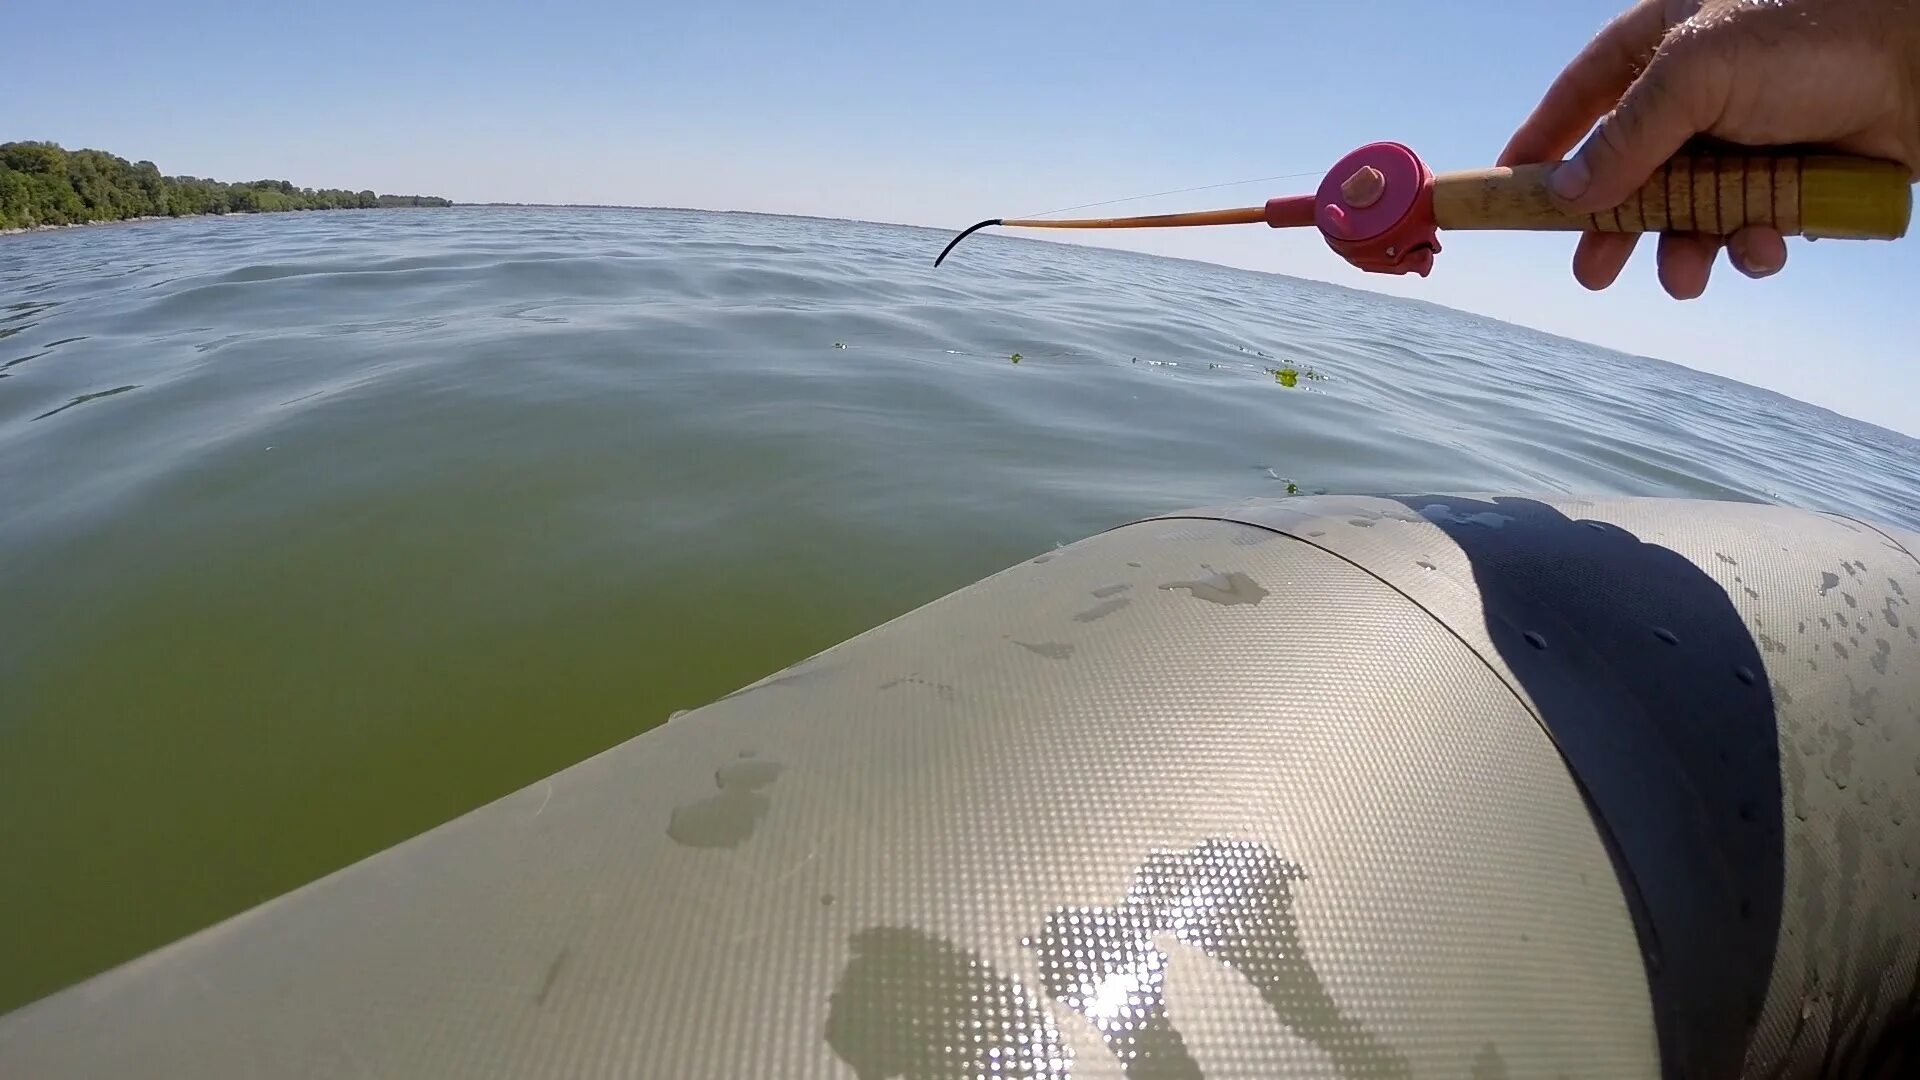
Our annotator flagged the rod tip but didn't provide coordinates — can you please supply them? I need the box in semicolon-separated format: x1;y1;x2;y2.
934;219;1003;267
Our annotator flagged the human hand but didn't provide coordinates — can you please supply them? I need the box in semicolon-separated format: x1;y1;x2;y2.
1501;0;1920;297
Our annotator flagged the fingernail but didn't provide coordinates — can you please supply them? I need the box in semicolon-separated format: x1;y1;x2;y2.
1550;157;1590;201
1729;241;1781;278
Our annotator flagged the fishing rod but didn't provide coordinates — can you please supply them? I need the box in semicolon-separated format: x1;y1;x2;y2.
935;142;1913;276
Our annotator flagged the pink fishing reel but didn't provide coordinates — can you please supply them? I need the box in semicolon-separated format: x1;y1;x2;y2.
1264;142;1440;276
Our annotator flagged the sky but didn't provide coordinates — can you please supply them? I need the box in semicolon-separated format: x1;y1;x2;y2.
12;0;1919;434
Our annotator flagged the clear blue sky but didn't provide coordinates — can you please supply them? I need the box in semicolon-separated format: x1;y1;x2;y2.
14;0;1919;434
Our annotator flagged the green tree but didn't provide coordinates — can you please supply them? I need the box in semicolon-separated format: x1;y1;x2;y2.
0;141;451;230
0;169;36;229
134;161;168;217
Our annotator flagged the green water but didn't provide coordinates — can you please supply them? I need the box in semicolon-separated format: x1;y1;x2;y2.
2;207;1915;1014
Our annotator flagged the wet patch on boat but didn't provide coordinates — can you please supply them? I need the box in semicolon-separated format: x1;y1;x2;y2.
667;759;785;848
1028;838;1406;1078
1014;641;1075;660
827;927;1071;1080
879;675;959;701
1160;570;1268;606
1419;503;1511;529
1073;598;1131;622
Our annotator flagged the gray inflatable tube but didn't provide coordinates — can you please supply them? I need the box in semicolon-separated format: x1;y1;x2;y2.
3;495;1917;1079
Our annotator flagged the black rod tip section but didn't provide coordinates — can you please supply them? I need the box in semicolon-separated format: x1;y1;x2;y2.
934;219;1003;267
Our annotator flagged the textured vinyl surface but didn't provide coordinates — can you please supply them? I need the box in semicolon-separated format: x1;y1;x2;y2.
0;508;1655;1078
1170;495;1920;1078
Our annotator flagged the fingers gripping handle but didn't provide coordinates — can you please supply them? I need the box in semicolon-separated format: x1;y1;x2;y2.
1431;153;1912;240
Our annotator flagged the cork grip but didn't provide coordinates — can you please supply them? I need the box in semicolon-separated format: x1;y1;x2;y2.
1431;152;1912;240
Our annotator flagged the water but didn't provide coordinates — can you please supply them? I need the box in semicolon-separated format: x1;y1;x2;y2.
1;206;1916;1013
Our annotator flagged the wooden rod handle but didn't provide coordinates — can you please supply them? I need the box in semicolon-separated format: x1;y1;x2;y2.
1431;152;1912;240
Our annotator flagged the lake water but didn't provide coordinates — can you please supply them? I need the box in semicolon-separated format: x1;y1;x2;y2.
2;206;1916;1014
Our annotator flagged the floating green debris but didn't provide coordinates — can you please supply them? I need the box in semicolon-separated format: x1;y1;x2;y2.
1010;352;1022;364
1264;365;1326;387
1261;468;1301;495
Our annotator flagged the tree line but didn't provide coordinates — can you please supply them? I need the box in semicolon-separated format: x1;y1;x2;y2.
0;142;451;230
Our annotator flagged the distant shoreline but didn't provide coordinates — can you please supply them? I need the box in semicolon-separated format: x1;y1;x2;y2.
0;214;170;238
0;206;451;239
2;140;451;233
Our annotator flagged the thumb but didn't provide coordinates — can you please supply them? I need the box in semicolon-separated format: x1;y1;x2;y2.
1550;30;1731;213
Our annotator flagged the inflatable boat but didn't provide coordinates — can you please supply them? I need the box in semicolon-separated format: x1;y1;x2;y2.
2;494;1916;1078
